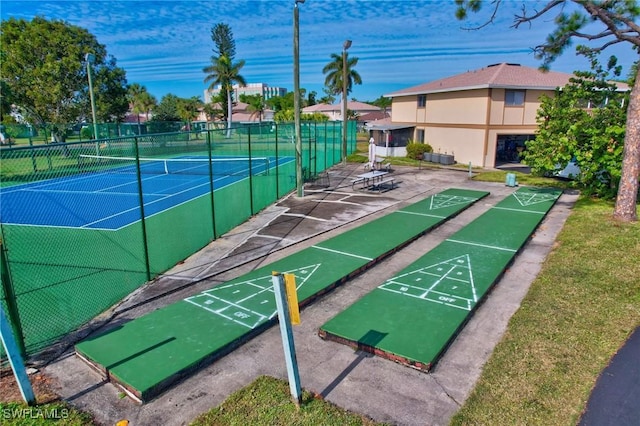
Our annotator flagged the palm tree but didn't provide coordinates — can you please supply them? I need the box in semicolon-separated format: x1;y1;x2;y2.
127;83;156;134
203;55;246;137
177;96;203;128
322;52;362;98
245;94;266;123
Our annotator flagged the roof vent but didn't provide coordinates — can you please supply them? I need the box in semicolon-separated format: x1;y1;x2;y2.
487;63;501;67
506;63;521;66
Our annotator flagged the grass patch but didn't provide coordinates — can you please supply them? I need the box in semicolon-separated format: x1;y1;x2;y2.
191;375;383;426
471;169;576;190
451;197;640;425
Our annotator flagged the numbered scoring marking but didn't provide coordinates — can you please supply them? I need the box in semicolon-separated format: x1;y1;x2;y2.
379;255;477;311
184;264;322;329
185;293;269;329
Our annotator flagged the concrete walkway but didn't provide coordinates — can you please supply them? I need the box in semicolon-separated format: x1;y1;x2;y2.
41;163;578;426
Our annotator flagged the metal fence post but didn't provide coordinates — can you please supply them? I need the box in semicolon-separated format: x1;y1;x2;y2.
133;136;151;281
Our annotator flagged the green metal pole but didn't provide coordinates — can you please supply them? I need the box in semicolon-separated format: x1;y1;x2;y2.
133;137;151;281
293;0;304;197
207;130;217;239
275;123;280;197
248;127;255;214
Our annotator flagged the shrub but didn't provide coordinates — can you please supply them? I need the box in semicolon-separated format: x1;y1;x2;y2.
405;141;433;160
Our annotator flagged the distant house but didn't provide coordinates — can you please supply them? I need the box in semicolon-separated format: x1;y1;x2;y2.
302;101;381;121
378;63;587;166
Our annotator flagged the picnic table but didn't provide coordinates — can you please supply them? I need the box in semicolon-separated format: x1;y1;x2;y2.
352;170;395;192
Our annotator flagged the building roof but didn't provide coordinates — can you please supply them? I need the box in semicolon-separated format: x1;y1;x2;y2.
359;110;389;122
385;63;575;97
364;117;414;131
302;101;381;113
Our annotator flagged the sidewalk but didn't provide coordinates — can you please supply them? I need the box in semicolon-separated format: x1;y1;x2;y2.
41;164;578;425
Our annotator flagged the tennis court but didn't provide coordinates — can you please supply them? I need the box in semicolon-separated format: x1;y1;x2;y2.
319;186;562;371
0;152;294;355
1;155;289;230
75;188;489;402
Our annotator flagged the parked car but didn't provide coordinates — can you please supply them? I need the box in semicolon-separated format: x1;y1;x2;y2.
554;157;581;179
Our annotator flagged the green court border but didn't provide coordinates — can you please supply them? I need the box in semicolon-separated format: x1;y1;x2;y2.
319;186;562;371
75;188;488;402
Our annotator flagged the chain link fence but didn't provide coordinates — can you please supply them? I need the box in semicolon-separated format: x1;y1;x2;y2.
0;120;356;359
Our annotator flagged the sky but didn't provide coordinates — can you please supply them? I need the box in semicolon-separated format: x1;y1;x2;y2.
2;0;637;103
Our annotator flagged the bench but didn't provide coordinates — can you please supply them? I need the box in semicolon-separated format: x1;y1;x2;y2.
351;177;366;189
371;177;395;192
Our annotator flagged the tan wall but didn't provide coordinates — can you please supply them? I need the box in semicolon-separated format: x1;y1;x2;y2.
391;97;418;122
489;89;554;125
426;90;489;125
424;126;486;166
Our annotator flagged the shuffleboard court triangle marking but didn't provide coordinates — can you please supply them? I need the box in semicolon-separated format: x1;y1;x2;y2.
184;263;321;329
512;191;558;206
429;194;480;210
379;254;477;311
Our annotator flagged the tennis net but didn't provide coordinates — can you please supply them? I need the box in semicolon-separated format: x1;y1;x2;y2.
78;155;270;177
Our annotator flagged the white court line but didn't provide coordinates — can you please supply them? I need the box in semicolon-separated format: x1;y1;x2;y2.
282;213;329;222
311;245;373;261
492;206;545;215
255;234;298;244
22;188;171;197
80;180;212;228
380;286;471;311
396;210;447;219
446;239;517;252
184;298;260;329
421;264;456;297
185;293;270;329
236;285;274;304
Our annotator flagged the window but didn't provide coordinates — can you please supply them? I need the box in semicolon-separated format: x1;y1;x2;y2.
417;94;427;107
416;129;425;143
505;90;525;106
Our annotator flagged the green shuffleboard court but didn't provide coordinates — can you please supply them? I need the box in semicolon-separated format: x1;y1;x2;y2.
75;188;488;402
319;186;562;371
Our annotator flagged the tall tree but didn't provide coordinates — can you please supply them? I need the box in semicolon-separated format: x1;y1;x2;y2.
203;23;239;126
127;83;156;133
204;55;246;137
177;96;203;129
455;0;640;222
210;23;236;59
152;93;181;122
95;56;129;123
322;52;362;99
0;17;128;141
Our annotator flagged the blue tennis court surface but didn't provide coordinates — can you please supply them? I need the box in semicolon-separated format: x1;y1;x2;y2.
0;156;293;230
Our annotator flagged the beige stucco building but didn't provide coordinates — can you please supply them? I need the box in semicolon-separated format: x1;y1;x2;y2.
376;63;576;168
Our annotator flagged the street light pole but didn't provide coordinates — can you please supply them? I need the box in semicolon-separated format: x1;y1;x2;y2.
294;0;305;197
341;39;351;165
85;53;99;153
